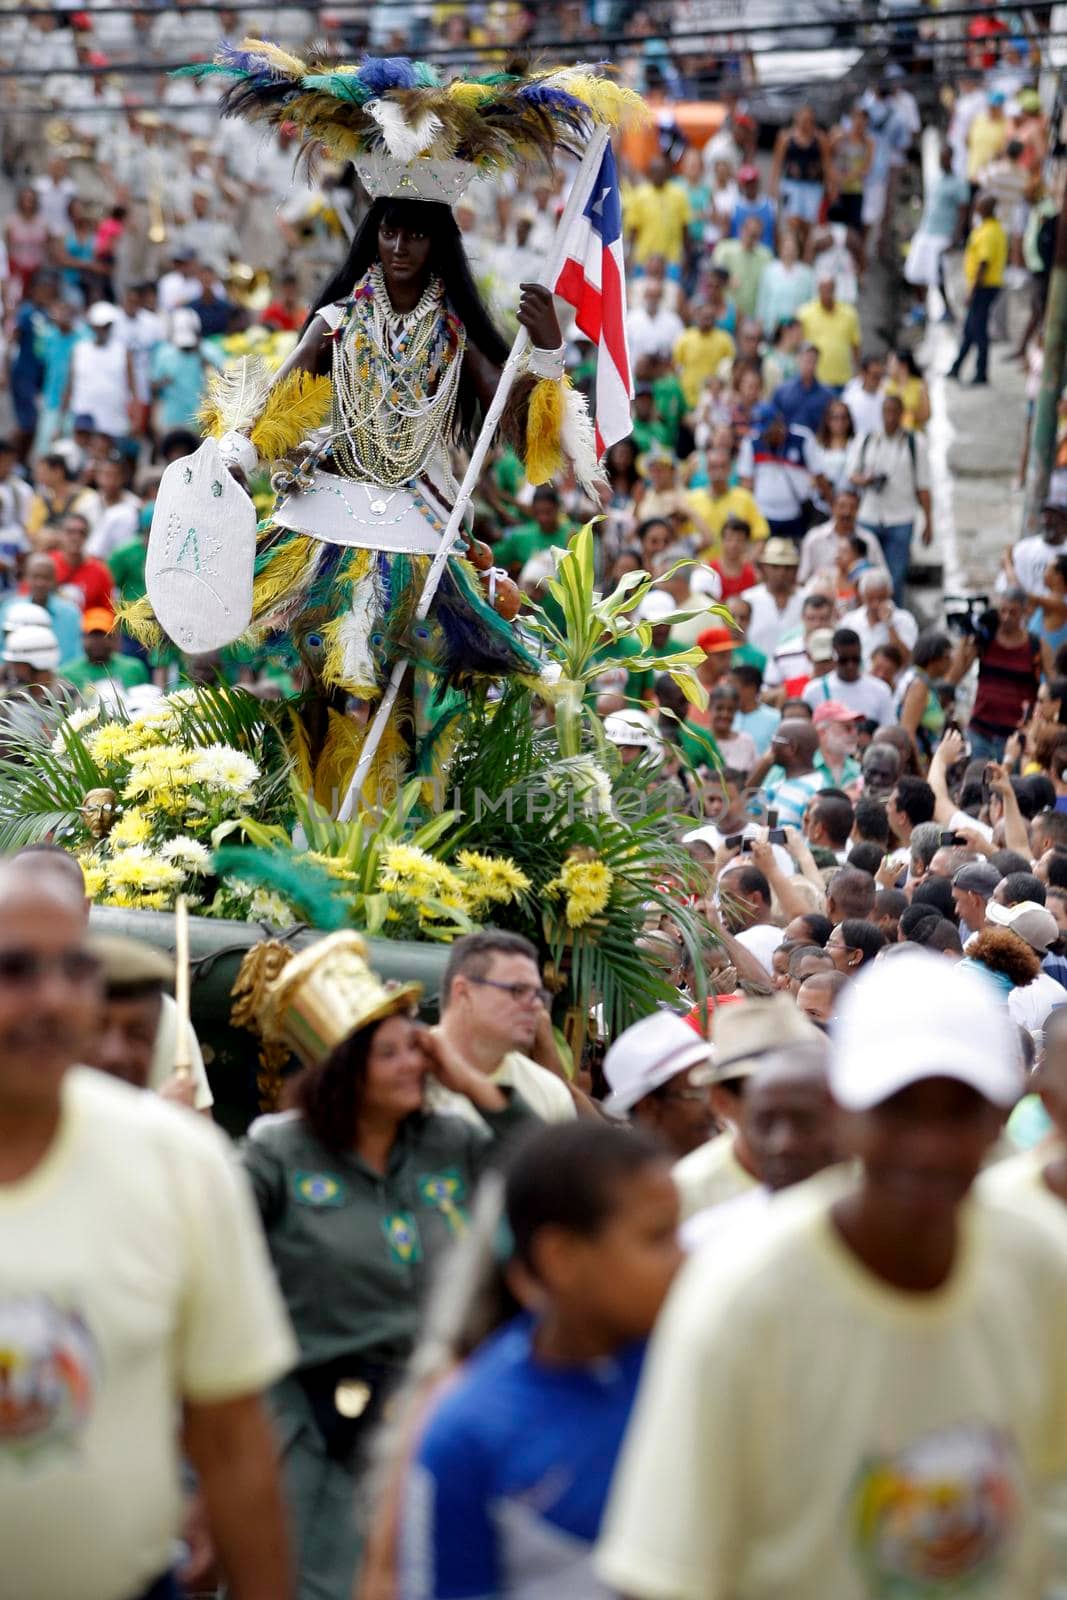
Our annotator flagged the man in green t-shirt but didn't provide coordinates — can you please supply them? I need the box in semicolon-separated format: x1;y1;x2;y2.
62;609;150;694
630;384;674;455
492;486;575;577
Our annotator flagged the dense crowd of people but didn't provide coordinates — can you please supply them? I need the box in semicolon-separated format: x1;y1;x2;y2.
7;2;1067;1599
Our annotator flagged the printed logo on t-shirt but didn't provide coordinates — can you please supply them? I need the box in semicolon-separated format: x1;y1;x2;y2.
0;1294;98;1468
291;1171;348;1208
850;1422;1021;1594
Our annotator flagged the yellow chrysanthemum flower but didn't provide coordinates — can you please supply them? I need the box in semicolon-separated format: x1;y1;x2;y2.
456;849;532;909
88;722;149;765
78;859;107;899
303;849;360;882
109;808;153;848
107;847;185;893
100;887;170;911
378;842;464;902
546;856;614;928
122;745;201;802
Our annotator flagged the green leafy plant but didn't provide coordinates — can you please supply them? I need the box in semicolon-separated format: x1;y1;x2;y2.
523;522;720;759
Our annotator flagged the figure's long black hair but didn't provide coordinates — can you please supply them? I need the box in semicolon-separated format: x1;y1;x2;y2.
311;197;510;445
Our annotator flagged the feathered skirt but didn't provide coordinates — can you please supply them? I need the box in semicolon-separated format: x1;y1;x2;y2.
249;523;538;700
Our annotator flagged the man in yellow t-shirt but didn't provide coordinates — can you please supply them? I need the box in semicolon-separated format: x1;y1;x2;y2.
624;155;692;268
0;860;297;1600
797;274;861;389
686;444;769;554
949;194;1007;386
598;952;1067;1600
673;302;735;409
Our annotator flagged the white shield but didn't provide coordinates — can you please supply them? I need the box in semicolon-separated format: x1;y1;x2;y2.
145;437;257;655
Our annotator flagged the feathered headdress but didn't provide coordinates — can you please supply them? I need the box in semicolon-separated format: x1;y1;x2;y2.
176;43;646;200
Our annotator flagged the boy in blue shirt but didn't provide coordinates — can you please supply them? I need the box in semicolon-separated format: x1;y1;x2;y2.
401;1123;681;1600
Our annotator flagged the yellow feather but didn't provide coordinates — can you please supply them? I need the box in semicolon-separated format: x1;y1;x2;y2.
283;705;314;793
251;534;319;622
314;708;409;815
240;37;307;77
447;81;494;106
525;376;565;485
249;372;333;462
555;71;650;127
116;596;163;650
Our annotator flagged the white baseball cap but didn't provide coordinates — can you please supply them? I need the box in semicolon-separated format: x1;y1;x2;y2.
87;301;120;328
604;709;664;760
831;950;1023;1111
2;602;52;633
986;899;1059;954
171;307;202;349
3;623;60;671
636;588;677;623
603;1011;712;1115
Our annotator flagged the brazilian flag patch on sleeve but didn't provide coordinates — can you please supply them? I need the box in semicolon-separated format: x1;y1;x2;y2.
291;1171;349;1208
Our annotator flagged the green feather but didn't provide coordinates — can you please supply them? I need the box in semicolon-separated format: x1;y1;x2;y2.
301;70;372;105
212;846;351;931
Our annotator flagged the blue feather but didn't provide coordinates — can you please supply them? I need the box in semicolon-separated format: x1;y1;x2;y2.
515;84;589;115
217;43;280;75
355;56;418;96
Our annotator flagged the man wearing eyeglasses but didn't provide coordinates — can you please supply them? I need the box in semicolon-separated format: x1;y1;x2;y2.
430;930;578;1128
0;857;297;1600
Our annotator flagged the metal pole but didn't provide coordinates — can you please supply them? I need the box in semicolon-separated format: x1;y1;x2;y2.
1024;176;1067;529
337;126;612;821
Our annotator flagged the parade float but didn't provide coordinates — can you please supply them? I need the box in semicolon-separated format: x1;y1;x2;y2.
1;528;715;1129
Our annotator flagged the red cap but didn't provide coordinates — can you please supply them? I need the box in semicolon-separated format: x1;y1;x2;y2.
696;626;736;654
737;163;760;182
812;699;864;727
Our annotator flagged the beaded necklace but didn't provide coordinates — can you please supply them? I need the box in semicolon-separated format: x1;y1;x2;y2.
329;265;466;488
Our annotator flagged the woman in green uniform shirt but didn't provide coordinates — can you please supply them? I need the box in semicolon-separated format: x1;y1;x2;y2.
243;933;533;1600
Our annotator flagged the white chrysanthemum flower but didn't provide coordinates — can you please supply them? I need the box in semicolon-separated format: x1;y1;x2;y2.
191;744;261;796
50;704;100;756
160;836;212;873
248;888;292;926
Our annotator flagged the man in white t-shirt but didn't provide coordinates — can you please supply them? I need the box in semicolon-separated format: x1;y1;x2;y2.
740;538;807;660
841;568;918;666
598;951;1067;1600
984;899;1067;1033
681;1027;834;1252
672;997;825;1221
1006;475;1067;605
0;861;295;1600
430;930;578;1127
718;860;784;976
841;354;886;437
802;625;894;723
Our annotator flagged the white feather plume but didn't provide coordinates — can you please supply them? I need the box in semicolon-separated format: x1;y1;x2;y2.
336;566;385;692
205;356;274;437
561;383;607;498
366;102;443;162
